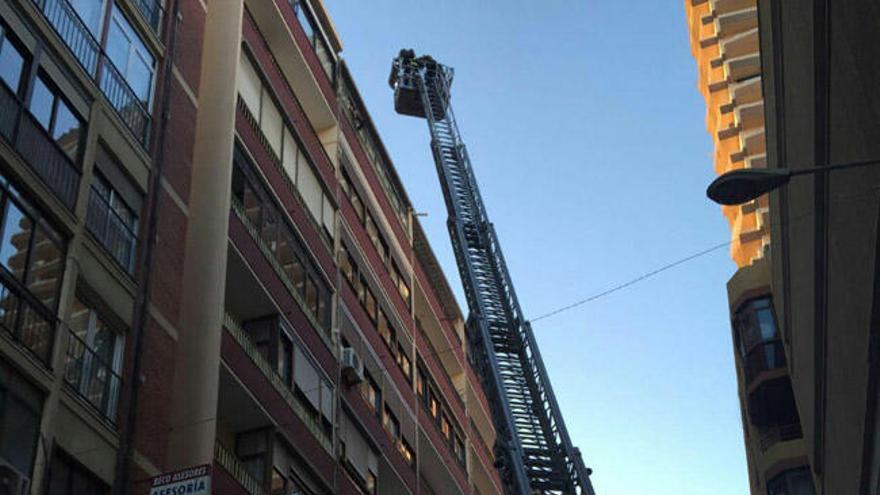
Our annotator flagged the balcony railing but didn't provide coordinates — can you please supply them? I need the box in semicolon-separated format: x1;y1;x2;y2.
134;0;164;35
0;273;56;367
223;312;333;453
759;422;803;452
86;186;137;274
744;340;786;384
214;442;267;495
33;0;151;148
0;83;81;210
63;327;122;423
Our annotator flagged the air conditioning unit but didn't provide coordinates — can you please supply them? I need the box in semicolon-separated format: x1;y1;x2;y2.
341;347;364;385
0;460;30;495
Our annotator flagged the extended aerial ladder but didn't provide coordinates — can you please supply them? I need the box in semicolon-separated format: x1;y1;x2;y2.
389;50;596;495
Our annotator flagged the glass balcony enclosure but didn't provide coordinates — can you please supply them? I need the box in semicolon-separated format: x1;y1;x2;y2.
733;297;785;383
33;0;156;147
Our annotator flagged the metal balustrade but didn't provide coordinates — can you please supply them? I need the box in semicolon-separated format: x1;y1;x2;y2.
86;186;137;273
0;83;81;210
214;442;268;495
759;422;803;452
63;327;122;423
33;0;152;148
16;113;81;209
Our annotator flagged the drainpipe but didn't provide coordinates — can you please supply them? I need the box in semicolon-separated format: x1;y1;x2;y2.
111;2;181;493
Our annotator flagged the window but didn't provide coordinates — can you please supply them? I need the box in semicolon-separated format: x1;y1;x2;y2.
393;263;411;308
428;389;439;420
377;310;393;348
105;4;155;105
767;467;815;495
278;333;293;385
360;371;380;414
47;449;109;495
340;245;355;286
0;181;65;309
236;429;270;484
363;285;377;323
69;0;109;38
396;344;412;381
440;413;451;441
0;360;43;482
0;178;65;363
0;26;27;95
399;438;415;467
28;73;84;162
271;469;288;495
415;368;425;400
64;297;124;421
87;171;139;273
733;298;785;383
453;434;465;466
366;471;377;494
383;405;400;439
289;0;335;81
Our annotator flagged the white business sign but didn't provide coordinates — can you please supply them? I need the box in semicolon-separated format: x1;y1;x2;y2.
149;465;211;495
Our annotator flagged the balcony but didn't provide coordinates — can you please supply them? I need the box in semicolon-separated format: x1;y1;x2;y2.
32;0;151;148
759;422;803;452
0;273;57;366
0;83;80;210
214;442;267;495
86;184;137;273
63;327;122;423
743;340;786;384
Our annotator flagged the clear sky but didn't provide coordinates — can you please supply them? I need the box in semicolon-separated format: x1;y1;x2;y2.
324;1;747;493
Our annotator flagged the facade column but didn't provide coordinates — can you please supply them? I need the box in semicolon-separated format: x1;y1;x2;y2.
166;0;244;469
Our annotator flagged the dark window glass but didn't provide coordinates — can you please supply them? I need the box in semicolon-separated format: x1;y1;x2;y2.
383;405;400;439
27;224;64;310
0;383;42;475
47;450;110;495
767;467;815;495
29;77;54;131
0;200;32;282
0;30;27;94
279;334;293;385
305;276;318;315
28;75;83;161
364;289;376;323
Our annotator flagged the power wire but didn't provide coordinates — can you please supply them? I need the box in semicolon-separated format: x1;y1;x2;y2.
530;240;731;322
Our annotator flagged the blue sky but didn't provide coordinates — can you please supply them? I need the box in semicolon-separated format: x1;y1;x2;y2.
325;1;747;493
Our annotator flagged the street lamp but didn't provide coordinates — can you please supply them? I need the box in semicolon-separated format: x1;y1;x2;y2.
706;158;880;205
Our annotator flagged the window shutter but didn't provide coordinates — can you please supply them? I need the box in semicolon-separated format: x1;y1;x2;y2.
294;346;320;410
297;162;323;222
261;99;283;158
238;55;262;117
282;129;299;180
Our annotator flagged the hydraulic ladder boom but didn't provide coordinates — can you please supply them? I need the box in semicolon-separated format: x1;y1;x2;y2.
389;50;596;495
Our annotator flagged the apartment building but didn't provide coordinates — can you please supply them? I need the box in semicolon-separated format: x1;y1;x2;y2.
0;1;504;495
685;1;814;494
688;1;880;494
